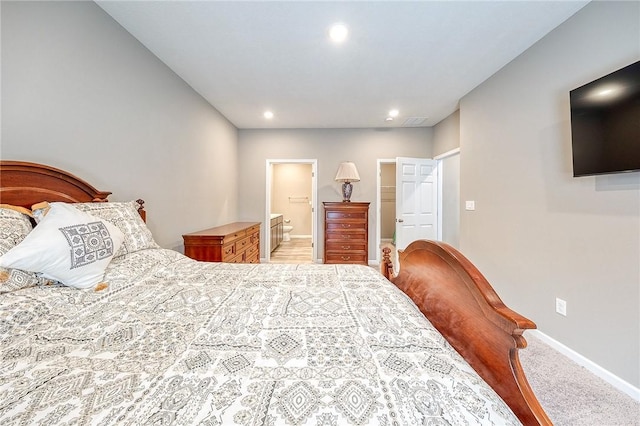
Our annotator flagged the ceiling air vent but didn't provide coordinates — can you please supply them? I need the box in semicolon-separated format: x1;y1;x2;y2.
402;117;427;126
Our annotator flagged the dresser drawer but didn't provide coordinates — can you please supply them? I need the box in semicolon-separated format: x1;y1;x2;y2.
245;241;259;258
248;227;260;242
246;224;261;234
326;211;367;221
326;222;366;231
326;229;366;241
245;249;260;263
223;229;247;245
228;252;245;263
325;241;367;252
235;235;251;252
324;253;367;264
222;243;236;258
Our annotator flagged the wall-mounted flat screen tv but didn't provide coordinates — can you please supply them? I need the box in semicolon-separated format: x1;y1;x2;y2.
570;60;640;177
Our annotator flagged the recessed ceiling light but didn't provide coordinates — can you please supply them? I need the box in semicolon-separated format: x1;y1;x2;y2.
385;117;394;122
388;109;399;118
263;111;274;119
329;23;348;43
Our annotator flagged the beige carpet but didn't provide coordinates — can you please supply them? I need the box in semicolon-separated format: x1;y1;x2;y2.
520;333;640;425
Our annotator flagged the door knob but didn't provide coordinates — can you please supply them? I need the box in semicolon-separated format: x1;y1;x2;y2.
397;219;404;223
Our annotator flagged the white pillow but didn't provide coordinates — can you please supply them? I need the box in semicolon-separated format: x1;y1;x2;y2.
0;203;124;289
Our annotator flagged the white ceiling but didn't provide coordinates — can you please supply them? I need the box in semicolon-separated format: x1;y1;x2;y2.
97;1;588;129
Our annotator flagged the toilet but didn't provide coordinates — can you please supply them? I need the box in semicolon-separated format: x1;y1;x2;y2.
283;225;294;241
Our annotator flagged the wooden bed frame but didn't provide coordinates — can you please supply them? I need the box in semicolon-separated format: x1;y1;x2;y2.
0;160;550;425
382;242;552;425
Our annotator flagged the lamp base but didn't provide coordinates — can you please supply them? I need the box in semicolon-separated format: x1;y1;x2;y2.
342;182;353;202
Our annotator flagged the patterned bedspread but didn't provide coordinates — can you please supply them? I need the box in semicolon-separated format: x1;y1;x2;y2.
0;249;519;425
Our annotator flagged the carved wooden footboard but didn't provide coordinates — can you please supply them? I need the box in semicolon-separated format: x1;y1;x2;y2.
382;240;552;425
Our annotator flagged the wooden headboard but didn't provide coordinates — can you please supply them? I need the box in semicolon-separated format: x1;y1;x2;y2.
0;161;111;208
0;160;145;220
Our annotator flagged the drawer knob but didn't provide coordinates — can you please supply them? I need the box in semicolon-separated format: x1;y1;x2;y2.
341;256;351;260
341;245;351;250
341;224;351;228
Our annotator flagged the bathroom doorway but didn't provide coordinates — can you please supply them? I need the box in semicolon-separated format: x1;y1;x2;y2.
265;159;317;263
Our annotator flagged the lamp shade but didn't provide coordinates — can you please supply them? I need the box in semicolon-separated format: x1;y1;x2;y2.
335;162;360;182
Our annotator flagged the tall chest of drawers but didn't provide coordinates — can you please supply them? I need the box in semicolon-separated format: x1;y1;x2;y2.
183;222;261;263
323;202;369;264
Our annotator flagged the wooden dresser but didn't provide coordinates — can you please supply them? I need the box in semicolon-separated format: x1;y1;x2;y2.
183;222;260;263
323;202;369;264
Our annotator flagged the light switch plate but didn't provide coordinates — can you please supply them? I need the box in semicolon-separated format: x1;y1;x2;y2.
465;201;476;211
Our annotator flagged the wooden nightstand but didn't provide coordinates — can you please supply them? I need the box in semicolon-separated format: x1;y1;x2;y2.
323;202;369;264
183;222;260;263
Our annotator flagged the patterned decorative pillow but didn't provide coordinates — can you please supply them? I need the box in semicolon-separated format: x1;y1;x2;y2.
0;207;32;256
0;203;33;219
0;268;53;293
0;207;49;293
0;203;124;289
74;201;159;256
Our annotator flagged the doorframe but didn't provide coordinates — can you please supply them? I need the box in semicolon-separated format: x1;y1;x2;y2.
434;148;460;245
376;158;397;265
265;159;318;263
376;156;447;265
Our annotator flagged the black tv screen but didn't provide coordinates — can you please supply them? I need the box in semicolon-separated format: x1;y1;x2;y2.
570;60;640;177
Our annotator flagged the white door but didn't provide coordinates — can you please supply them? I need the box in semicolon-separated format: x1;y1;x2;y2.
395;157;438;250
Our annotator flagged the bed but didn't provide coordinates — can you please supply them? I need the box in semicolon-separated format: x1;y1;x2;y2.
0;160;551;425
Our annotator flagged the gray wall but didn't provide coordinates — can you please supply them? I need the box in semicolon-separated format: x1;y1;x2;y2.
460;1;639;386
433;111;461;248
433;109;460;157
1;1;239;250
238;128;433;261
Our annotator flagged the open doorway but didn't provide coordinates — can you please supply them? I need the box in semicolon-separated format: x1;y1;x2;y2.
377;156;451;266
265;159;317;263
377;159;397;267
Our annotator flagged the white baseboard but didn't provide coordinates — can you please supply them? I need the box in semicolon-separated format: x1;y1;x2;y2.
529;329;640;401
